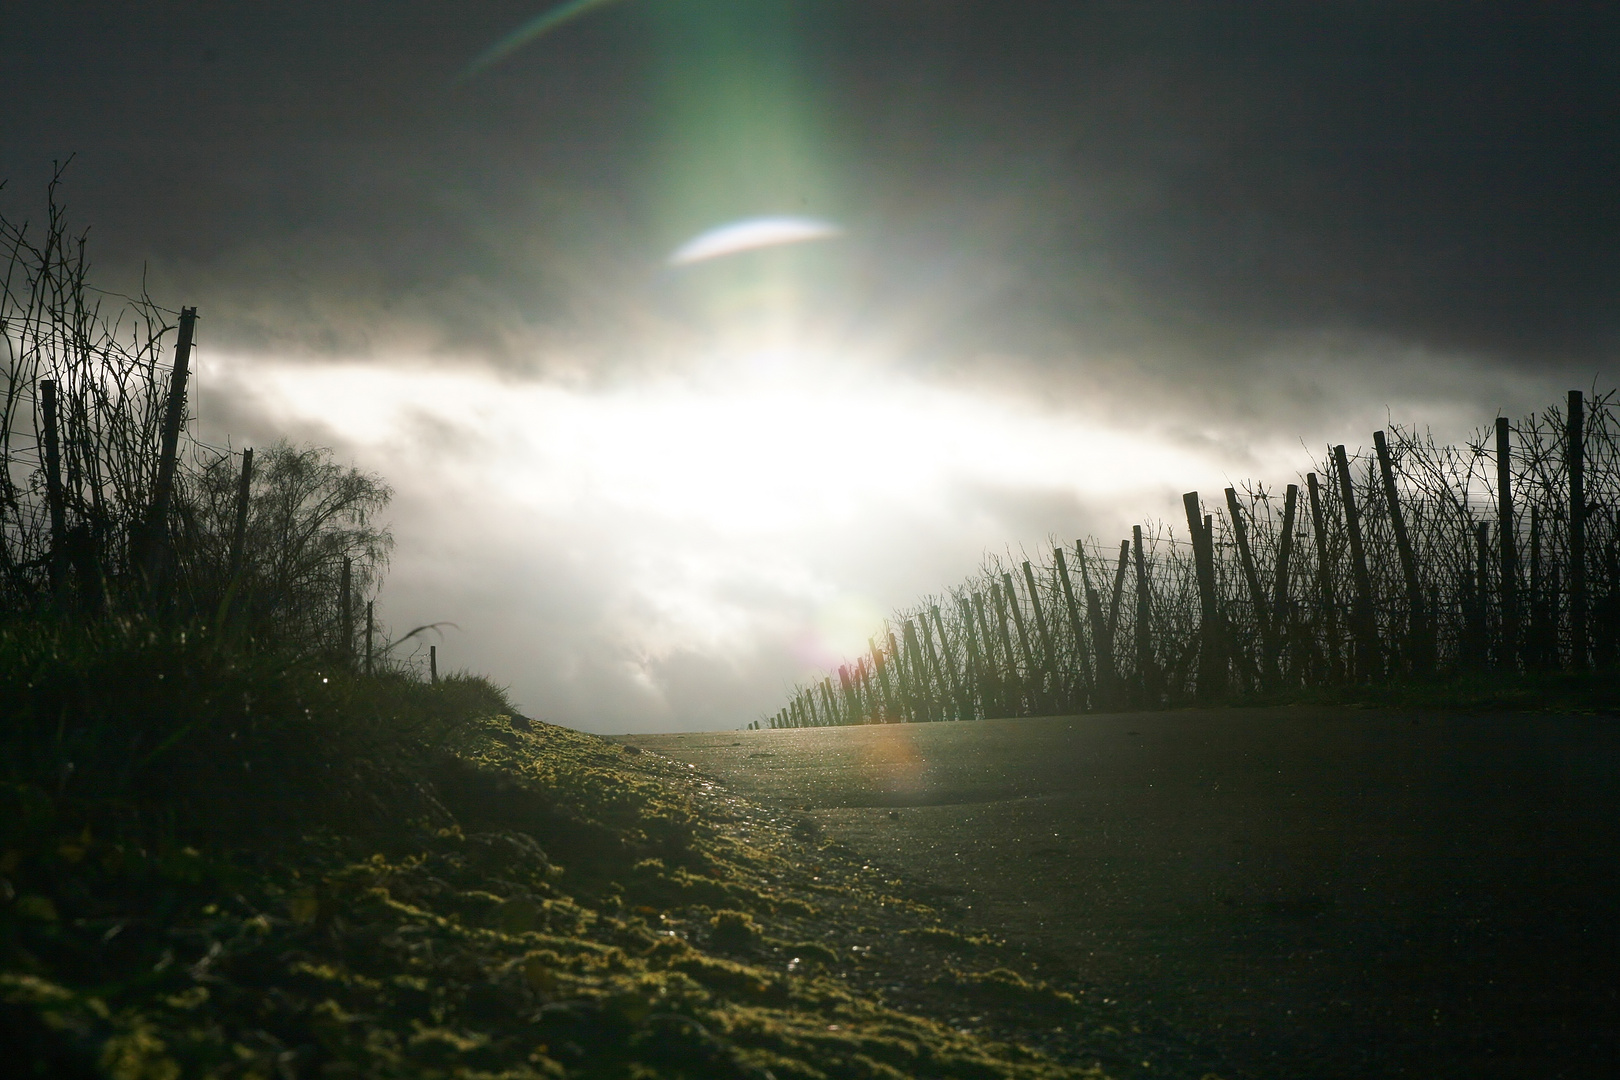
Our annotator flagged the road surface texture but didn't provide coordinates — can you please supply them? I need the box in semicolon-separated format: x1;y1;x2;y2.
630;707;1618;1079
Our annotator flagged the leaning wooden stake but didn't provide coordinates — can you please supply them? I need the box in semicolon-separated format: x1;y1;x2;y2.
364;599;374;675
1132;526;1153;705
430;644;439;684
960;597;989;719
1225;488;1273;686
930;605;969;720
973;592;1003;714
838;664;859;722
1053;548;1092;706
1373;431;1432;676
991;583;1026;714
1001;573;1039;713
1022;561;1058;707
1184;493;1223;702
903;620;933;721
1077;542;1117;707
1306;473;1341;681
143;307;197;582
1332;445;1379;680
1567;390;1586;670
870;636;898;722
1496;417;1519;668
1271;483;1299;680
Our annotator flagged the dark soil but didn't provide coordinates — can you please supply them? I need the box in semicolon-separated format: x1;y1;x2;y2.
629;707;1620;1080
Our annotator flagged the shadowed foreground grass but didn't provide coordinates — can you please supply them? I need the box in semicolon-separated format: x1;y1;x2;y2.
0;619;1104;1079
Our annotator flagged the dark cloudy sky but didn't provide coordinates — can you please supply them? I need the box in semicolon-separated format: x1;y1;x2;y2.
5;2;1617;730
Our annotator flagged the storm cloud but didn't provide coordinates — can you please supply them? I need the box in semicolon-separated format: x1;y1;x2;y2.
5;2;1616;729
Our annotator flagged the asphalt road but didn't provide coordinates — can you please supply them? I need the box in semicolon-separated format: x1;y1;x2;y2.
630;707;1619;1079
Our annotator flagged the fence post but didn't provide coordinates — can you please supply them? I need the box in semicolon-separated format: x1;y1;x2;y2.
1493;417;1519;669
838;664;858;722
929;605;968;720
887;630;912;721
1022;561;1058;709
1567;390;1586;670
903;620;932;721
1130;526;1153;706
870;638;897;721
1224;488;1273;687
1000;574;1039;713
1272;483;1299;681
40;379;67;595
143;307;197;583
229;447;254;580
364;599;374;675
961;597;989;719
430;644;438;684
1184;493;1222;702
1077;542;1117;708
990;583;1025;714
1373;431;1432;676
1332;445;1379;680
972;592;1002;715
1052;548;1091;708
1306;473;1341;681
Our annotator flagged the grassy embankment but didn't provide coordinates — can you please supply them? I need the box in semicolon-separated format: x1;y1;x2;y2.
0;618;1105;1080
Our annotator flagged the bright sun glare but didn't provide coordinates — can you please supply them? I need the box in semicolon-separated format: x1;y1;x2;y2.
205;348;1217;664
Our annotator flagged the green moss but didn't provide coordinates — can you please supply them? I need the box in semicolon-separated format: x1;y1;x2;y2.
0;622;1100;1079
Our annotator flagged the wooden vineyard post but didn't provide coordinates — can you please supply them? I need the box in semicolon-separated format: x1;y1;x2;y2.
888;630;913;722
229;447;254;580
1568;390;1586;670
1132;526;1153;706
838;665;859;723
364;600;374;675
1529;507;1541;668
960;597;989;719
925;606;965;719
1476;522;1493;666
1496;417;1520;668
339;556;353;662
1306;473;1341;681
1225;488;1274;687
430;645;438;685
40;379;67;595
1001;574;1039;713
1184;493;1223;702
143;307;197;584
822;678;842;725
1373;431;1432;676
870;638;898;722
1102;540;1129;705
991;583;1026;714
903;620;933;721
973;592;1003;715
1079;542;1117;707
1053;548;1092;706
1023;561;1058;710
1272;483;1299;682
1333;445;1379;680
1107;539;1129;652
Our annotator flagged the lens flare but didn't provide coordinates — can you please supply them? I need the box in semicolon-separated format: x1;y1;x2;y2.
668;216;844;266
461;0;631;81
